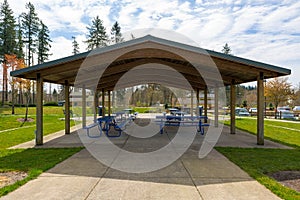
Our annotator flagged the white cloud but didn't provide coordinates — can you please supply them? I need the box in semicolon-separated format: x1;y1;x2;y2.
5;0;300;86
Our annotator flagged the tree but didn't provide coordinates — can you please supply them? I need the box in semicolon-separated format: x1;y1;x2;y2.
37;20;52;64
110;21;123;44
0;0;16;105
21;2;40;104
85;16;108;50
244;89;257;108
21;2;40;67
265;77;293;118
222;43;232;55
222;43;232;106
0;0;16;59
72;36;80;55
293;83;300;106
5;54;26;114
16;17;24;59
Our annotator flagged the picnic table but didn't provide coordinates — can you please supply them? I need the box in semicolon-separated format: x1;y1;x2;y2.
84;113;136;138
155;115;209;135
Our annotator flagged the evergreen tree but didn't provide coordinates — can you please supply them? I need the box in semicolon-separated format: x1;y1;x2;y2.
222;43;232;55
16;17;24;59
0;0;16;60
72;36;80;55
85;16;108;50
37;20;52;64
110;21;123;44
0;0;16;104
222;43;233;106
21;2;40;67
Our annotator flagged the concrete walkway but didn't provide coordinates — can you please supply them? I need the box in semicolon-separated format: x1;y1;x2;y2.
3;124;289;200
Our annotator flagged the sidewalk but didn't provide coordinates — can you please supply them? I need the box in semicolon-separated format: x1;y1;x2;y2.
3;125;288;200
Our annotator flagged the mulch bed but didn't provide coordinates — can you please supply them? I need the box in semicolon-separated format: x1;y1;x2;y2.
0;171;28;189
17;118;34;122
269;171;300;192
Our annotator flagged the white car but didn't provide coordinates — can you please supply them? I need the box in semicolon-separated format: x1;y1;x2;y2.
249;108;257;113
293;106;300;111
277;107;294;119
293;106;300;117
277;110;295;119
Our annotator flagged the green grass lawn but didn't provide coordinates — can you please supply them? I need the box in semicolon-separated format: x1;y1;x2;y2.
224;118;300;147
0;106;82;197
216;148;300;200
0;114;76;149
218;118;300;199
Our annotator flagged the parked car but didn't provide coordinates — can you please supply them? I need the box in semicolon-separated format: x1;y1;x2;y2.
57;100;65;106
293;106;300;117
249;108;257;113
277;106;291;111
168;108;179;115
277;110;295;120
293;106;300;111
235;108;250;116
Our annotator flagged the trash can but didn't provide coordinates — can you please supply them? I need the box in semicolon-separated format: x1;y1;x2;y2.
98;106;104;116
199;106;203;116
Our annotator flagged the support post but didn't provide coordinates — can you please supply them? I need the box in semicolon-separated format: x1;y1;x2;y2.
36;73;43;145
196;88;200;116
108;90;111;116
65;80;70;134
230;80;236;134
214;87;219;127
102;88;105;116
82;85;86;128
191;89;194;117
257;72;264;145
94;91;98;122
204;87;208;123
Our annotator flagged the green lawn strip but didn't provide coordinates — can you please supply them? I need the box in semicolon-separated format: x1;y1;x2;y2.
224;118;300;148
0;107;66;115
0;148;83;197
0;115;75;149
216;147;300;200
0;115;36;131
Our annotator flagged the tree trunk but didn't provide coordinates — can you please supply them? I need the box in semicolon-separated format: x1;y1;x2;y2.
1;76;4;107
49;83;52;102
32;81;35;104
274;105;278;119
25;93;30;122
11;85;15;115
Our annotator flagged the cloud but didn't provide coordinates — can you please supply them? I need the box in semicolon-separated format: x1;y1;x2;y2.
5;0;300;86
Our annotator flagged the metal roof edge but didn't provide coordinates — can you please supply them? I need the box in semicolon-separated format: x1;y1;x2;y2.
10;50;91;77
10;35;155;77
140;35;291;76
206;50;291;75
10;34;291;77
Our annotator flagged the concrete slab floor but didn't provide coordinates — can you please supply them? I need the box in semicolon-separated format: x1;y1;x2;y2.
3;120;290;199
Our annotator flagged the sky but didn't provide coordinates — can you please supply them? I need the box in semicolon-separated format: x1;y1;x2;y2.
7;0;300;86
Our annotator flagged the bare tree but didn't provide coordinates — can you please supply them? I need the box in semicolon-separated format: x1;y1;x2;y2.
265;77;293;118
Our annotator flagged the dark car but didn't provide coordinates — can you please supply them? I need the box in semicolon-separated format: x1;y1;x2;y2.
57;100;65;106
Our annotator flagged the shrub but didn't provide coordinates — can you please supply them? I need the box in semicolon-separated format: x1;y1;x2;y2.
43;102;58;106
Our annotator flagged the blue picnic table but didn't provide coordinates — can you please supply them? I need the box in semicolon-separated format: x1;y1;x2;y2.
155;115;209;135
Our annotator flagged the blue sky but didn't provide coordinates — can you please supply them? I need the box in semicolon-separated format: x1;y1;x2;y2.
8;0;300;86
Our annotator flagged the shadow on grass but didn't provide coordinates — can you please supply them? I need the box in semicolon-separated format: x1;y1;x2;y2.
0;148;82;197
